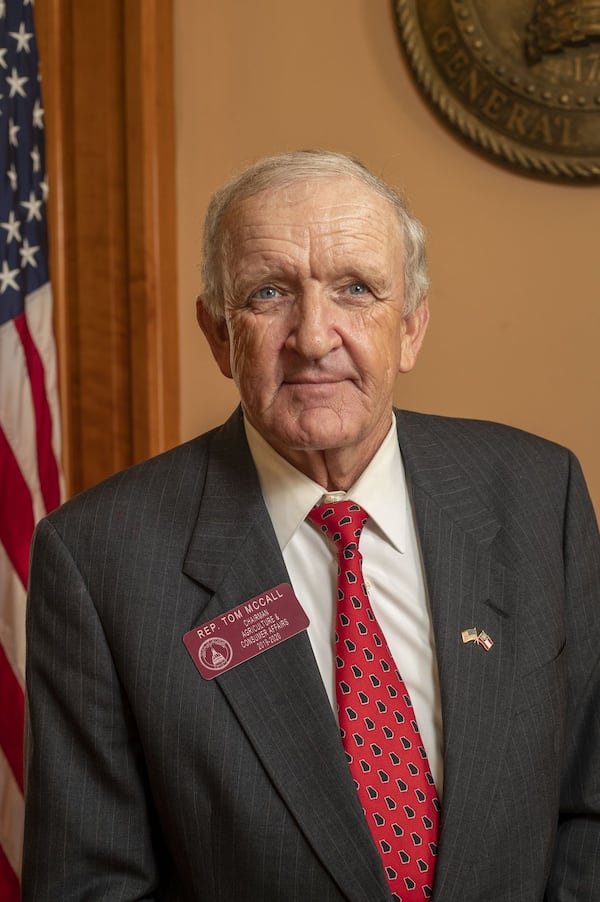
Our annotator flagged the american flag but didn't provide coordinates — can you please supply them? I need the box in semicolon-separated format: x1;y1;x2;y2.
1;2;63;897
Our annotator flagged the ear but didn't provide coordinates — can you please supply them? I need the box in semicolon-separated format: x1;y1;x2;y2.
398;298;429;374
196;296;233;379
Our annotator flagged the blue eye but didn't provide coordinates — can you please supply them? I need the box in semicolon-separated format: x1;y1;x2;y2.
347;283;369;295
253;286;279;300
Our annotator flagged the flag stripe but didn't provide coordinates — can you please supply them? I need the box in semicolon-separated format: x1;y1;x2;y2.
25;285;64;476
0;741;25;861
0;295;61;524
0;542;27;687
0;841;20;902
0;645;24;790
14;312;60;512
0;318;45;524
0;425;35;588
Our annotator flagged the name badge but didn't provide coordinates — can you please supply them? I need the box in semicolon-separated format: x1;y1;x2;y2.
183;583;309;679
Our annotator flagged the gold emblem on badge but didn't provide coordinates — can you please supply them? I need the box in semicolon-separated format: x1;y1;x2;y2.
199;637;234;671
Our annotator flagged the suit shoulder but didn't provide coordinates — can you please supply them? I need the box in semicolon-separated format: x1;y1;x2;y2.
394;408;580;511
396;408;570;461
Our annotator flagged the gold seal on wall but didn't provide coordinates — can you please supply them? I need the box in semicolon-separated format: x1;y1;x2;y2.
393;0;600;181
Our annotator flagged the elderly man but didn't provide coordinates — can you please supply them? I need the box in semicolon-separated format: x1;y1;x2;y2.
23;151;599;901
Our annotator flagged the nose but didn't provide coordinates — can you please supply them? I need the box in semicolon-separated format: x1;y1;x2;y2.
284;284;342;359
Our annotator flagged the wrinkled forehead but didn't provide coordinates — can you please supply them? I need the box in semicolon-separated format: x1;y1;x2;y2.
221;175;403;245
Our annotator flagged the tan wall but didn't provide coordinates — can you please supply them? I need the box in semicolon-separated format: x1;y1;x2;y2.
174;0;600;513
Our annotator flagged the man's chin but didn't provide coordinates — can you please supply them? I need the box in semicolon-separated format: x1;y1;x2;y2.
246;401;372;456
268;419;358;455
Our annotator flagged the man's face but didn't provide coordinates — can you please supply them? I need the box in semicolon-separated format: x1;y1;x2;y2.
199;175;428;475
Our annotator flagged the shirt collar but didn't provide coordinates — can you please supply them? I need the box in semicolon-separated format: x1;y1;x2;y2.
244;415;407;553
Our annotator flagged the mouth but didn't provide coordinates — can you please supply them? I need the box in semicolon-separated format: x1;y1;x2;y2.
284;373;350;386
282;379;351;403
285;379;342;386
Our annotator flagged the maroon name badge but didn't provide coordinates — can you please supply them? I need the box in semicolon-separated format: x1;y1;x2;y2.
183;583;309;679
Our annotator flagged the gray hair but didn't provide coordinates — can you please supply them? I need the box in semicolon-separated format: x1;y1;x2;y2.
201;149;429;318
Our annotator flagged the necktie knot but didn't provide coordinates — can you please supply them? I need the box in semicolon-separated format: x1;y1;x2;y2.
307;499;368;553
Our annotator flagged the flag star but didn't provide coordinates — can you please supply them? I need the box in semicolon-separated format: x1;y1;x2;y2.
7;67;28;98
9;118;20;146
39;177;49;201
0;260;20;293
31;146;41;172
1;211;22;244
21;191;43;221
0;0;6;17
7;164;18;190
20;238;39;268
0;47;7;69
32;98;44;127
10;22;34;53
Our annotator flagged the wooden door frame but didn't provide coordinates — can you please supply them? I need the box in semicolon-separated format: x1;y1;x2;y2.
36;0;179;496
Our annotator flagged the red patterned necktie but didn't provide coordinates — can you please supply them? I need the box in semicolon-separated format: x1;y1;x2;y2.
307;498;440;900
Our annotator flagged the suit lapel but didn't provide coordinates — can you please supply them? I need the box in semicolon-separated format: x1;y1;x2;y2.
396;411;520;898
182;411;390;902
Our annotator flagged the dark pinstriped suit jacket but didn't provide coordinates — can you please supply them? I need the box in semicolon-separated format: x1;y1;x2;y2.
23;408;600;901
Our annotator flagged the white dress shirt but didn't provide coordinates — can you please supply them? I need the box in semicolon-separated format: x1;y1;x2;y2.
244;415;444;793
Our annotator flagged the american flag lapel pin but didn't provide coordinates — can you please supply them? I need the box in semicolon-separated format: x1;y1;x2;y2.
461;627;479;644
